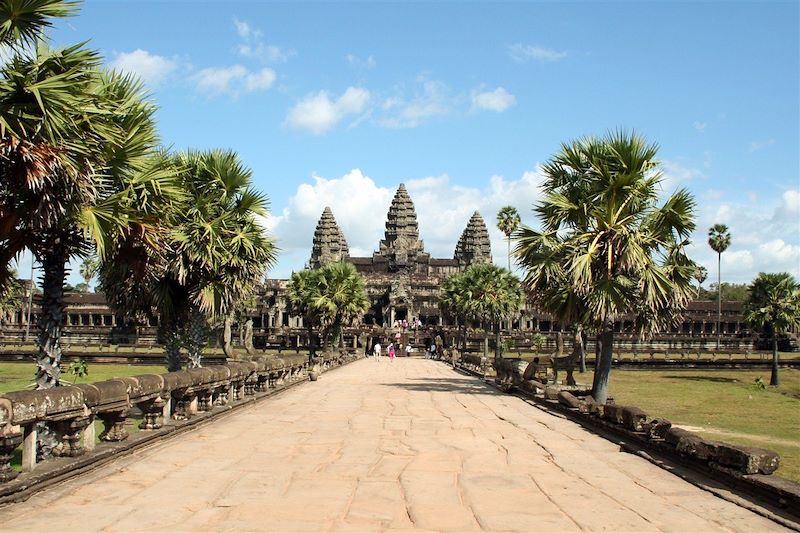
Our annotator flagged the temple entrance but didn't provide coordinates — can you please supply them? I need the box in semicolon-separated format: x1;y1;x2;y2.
394;308;408;322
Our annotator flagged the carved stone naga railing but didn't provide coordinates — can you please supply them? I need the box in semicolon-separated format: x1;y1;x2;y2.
0;351;357;484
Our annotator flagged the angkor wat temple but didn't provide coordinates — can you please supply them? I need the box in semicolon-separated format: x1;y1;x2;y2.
1;184;759;352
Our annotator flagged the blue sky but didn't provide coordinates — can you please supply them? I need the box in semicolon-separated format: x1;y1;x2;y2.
15;1;800;286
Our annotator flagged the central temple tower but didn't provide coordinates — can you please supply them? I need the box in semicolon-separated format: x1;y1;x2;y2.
374;183;429;271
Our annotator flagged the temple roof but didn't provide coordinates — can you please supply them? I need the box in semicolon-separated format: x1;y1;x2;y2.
454;211;492;265
378;183;425;255
309;207;349;269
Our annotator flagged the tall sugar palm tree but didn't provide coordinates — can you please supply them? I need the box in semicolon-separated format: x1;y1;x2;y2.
708;224;731;349
515;131;697;404
744;272;800;387
496;206;521;271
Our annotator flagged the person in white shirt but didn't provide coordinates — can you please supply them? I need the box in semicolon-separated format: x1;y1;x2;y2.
406;343;412;357
373;342;381;360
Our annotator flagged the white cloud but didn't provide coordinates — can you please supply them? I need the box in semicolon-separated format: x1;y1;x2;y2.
110;49;178;86
379;78;450;129
346;53;376;69
285;87;370;135
233;17;293;63
660;160;704;193
687;187;800;284
471;86;516;112
508;44;567;62
193;65;275;96
693;121;707;132
268;168;547;278
244;68;277;91
748;139;776;152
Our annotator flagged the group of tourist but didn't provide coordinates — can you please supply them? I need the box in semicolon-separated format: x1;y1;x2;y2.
371;341;413;361
391;317;423;331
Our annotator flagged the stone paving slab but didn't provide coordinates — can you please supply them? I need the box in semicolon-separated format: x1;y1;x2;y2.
0;358;790;532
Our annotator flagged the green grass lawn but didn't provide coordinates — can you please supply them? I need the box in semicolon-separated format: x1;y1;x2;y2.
569;367;800;482
0;362;167;394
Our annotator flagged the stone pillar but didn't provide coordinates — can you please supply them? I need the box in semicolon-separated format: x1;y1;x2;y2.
22;424;37;472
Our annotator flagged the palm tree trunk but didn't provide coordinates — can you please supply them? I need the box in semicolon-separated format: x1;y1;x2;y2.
591;319;614;404
578;326;586;373
770;335;780;387
36;252;66;390
162;321;183;372
717;252;721;350
185;308;206;368
507;237;511;271
494;322;502;363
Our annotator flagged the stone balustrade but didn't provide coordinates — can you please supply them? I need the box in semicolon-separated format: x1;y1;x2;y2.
0;351;360;486
486;357;783;478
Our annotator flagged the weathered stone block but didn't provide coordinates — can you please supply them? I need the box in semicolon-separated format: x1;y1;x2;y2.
645;418;672;440
557;391;581;410
3;387;85;425
601;404;624;424
578;396;599;415
544;387;560;400
665;427;693;446
621;406;648;432
675;433;719;461
714;443;780;475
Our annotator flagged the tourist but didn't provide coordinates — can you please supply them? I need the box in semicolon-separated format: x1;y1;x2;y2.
373;342;381;361
406;343;412;357
388;343;396;361
429;344;436;359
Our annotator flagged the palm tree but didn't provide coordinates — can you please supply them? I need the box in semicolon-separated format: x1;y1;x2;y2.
287;263;368;354
744;272;800;387
312;262;368;350
0;39;178;388
441;263;521;363
708;224;731;349
100;150;277;370
515;131;697;404
496;206;521;271
695;265;707;291
440;270;470;352
79;256;98;290
287;268;324;355
0;0;77;48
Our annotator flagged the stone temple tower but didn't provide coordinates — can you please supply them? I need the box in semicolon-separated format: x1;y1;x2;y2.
454;211;492;265
376;184;428;269
309;207;349;269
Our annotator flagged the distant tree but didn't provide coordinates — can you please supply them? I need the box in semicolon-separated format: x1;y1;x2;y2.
441;263;521;363
708;224;731;349
79;257;98;290
287;263;368;353
515;131;697;404
744;272;800;387
0;270;22;325
698;282;749;302
695;265;707;290
496;206;521;271
73;282;90;293
100;150;276;370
